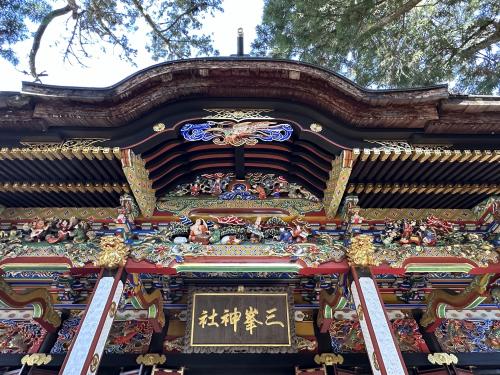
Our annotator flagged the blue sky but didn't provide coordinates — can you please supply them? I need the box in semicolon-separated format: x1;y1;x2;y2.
0;0;264;91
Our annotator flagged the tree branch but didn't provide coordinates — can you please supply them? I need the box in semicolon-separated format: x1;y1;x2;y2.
29;3;77;80
459;24;500;58
130;0;171;46
359;0;424;35
160;5;201;34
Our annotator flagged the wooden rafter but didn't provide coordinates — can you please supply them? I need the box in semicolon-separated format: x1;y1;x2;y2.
347;183;500;195
0;146;121;161
0;182;130;194
353;148;500;164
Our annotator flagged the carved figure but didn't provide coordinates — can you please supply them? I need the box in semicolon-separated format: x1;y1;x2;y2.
248;217;264;243
291;224;309;243
211;178;223;196
220;235;242;245
27;219;50;242
209;224;221;244
347;235;379;267
188;219;210;244
255;185;267;200
190;181;201;196
278;228;293;243
399;220;420;245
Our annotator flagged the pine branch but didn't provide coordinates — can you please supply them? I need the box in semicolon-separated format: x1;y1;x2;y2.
359;0;423;35
459;23;500;58
29;2;78;81
130;0;171;46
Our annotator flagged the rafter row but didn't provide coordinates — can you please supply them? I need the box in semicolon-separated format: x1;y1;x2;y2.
0;147;121;161
353;148;500;164
347;183;500;195
0;182;130;194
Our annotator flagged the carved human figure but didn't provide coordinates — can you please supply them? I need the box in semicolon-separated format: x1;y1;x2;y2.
211;178;223;196
255;185;267;200
28;219;49;242
278;227;293;243
189;219;210;244
190;180;201;196
291;224;309;243
248;216;264;243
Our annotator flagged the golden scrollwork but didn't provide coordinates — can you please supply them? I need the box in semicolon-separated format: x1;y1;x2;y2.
323;150;353;217
95;236;130;269
347;235;380;267
356;305;364;321
296;336;317;351
90;353;100;373
21;353;52;366
121;149;156;217
359;208;476;221
203;108;274;122
314;353;344;366
136;354;167;366
153;122;166;132
109;302;117;317
19;138;109;152
309;123;323;132
427;353;458;365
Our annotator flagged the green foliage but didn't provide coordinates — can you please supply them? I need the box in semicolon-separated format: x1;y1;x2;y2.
252;0;500;94
0;0;52;65
0;0;222;79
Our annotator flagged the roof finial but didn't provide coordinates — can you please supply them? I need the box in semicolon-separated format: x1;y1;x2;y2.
237;28;244;56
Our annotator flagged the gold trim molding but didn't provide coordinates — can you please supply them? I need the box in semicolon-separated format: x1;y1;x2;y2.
427;353;458;365
137;354;167;366
314;353;344;366
0;207;117;220
323;150;354;218
203;108;274;122
359;208;477;221
21;353;52;366
121;150;156;217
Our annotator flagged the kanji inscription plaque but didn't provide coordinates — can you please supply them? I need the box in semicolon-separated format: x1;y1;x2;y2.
189;292;291;347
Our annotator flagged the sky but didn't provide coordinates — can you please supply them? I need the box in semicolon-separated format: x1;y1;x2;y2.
0;0;264;91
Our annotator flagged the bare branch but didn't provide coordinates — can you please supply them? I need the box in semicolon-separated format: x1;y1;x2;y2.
29;2;78;80
130;0;171;46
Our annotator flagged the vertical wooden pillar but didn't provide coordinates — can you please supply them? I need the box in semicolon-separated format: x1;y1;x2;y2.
59;270;124;375
350;267;408;375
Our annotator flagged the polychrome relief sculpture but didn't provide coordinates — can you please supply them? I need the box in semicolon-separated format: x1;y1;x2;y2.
180;121;293;146
165;173;319;202
130;216;346;267
157;173;322;216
